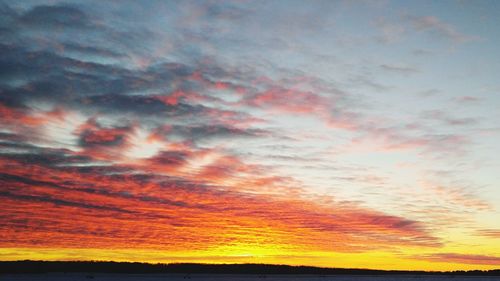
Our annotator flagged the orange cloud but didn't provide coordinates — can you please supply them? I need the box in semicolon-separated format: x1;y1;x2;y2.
475;229;500;239
0;150;440;255
413;253;500;266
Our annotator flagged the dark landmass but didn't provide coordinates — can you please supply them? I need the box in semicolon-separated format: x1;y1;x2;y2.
1;261;499;276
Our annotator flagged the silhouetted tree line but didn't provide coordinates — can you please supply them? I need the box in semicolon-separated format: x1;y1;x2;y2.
0;261;499;275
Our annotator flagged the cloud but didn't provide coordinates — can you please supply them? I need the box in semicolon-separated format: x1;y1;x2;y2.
379;64;419;75
241;87;328;114
170;124;269;142
0;142;440;252
149;150;190;167
0;150;90;167
418;177;492;213
420;110;479;127
344;123;472;158
236;80;359;130
413;253;500;265
454;96;481;104
0;1;493;267
0;190;133;214
77;118;133;148
60;42;126;59
0;44;135;101
82;94;206;117
374;14;477;45
0;102;42;127
408;15;477;43
475;229;500;239
18;4;93;29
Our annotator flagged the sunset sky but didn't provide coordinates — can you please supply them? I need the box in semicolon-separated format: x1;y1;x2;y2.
1;0;500;271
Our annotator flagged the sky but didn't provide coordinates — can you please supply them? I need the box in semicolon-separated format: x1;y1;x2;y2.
0;0;499;271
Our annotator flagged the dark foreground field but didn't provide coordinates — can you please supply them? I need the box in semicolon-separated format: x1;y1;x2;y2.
1;261;499;281
2;273;500;281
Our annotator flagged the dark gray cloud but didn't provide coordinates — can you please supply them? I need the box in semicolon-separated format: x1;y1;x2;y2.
0;1;269;148
0;38;251;128
0;150;91;166
171;124;268;141
0;45;242;129
18;4;92;29
60;42;126;59
0;190;133;213
149;150;190;167
0;131;28;143
0;172;65;190
0;43;134;101
77;121;133;148
82;94;205;117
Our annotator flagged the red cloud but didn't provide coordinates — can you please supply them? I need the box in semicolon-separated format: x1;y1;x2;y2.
73;117;135;161
0;103;65;127
154;90;218;106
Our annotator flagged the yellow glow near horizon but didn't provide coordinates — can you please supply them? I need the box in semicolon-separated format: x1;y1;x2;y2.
1;248;499;271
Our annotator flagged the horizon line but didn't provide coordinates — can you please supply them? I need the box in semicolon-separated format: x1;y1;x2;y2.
1;260;499;275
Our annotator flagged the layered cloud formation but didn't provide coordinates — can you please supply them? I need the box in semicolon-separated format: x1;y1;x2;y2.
1;0;499;270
